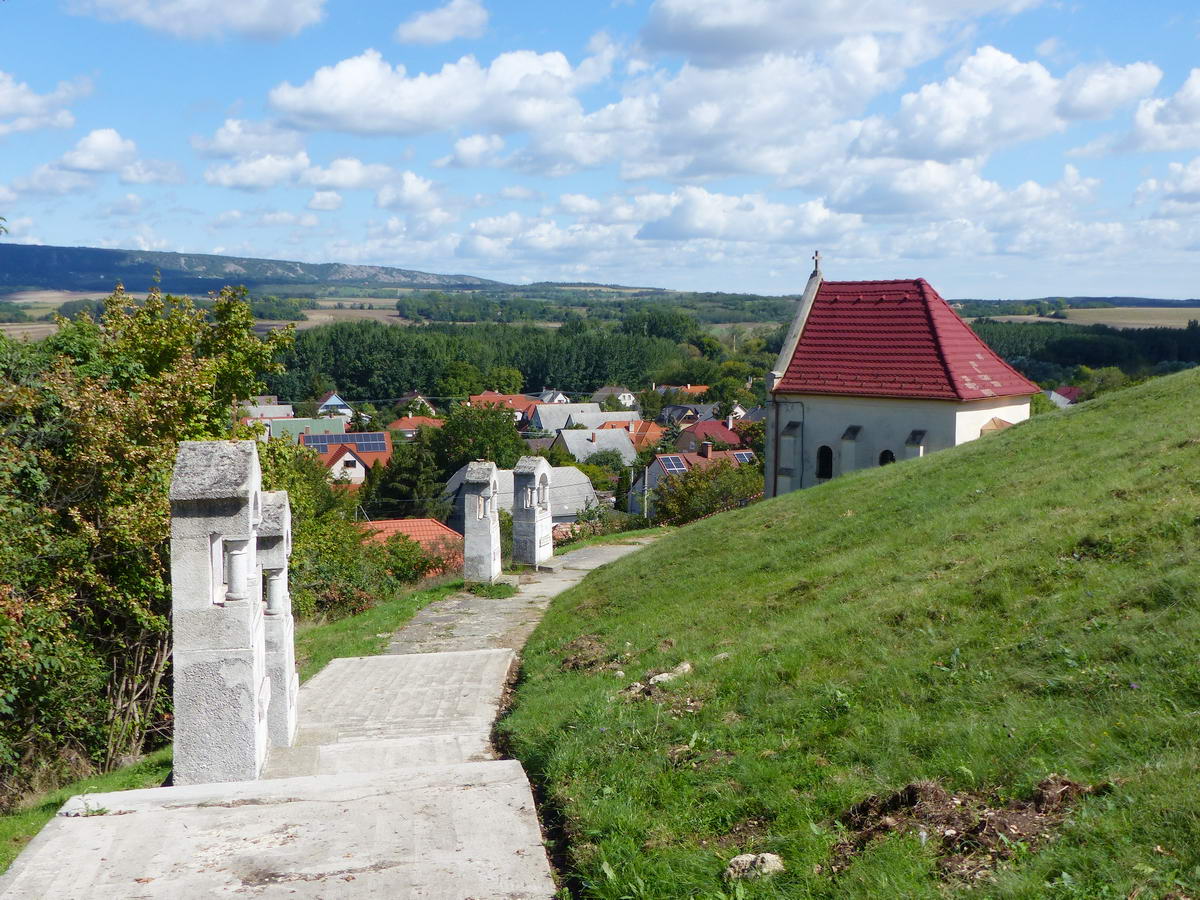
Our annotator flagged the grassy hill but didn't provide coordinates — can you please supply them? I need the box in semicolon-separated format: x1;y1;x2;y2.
499;369;1200;898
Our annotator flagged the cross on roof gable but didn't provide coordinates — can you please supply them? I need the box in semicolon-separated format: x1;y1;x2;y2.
773;278;1039;401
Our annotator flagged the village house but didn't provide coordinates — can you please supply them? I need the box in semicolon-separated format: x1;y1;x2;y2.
395;391;438;417
300;431;393;486
240;395;294;420
386;415;444;441
550;428;638;466
566;410;641;429
656;402;720;426
442;464;599;533
765;261;1039;497
675;419;743;453
656;383;709;397
591;385;637;408
267;416;348;443
1046;385;1081;408
628;444;757;518
528;402;602;432
599;419;666;450
469;391;538;425
357;518;464;574
316;390;355;418
532;388;571;404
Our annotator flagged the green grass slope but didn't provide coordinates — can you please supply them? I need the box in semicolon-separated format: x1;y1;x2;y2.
500;369;1200;899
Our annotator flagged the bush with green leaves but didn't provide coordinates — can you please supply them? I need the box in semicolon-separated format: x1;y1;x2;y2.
652;459;764;525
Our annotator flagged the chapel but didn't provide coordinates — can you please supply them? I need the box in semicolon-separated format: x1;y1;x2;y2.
765;257;1039;496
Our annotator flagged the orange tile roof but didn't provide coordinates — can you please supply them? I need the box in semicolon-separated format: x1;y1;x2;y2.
358;518;464;574
386;416;444;431
599;419;665;449
469;391;537;418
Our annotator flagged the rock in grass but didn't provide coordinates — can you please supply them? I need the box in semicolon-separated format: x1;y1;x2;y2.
648;661;693;685
724;853;785;880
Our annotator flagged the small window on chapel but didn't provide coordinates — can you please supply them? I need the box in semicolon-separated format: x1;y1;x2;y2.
879;450;896;466
816;445;834;480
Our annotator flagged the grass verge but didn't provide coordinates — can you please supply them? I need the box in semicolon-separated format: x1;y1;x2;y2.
0;748;172;874
1;577;457;875
499;368;1200;899
553;527;669;556
294;579;462;681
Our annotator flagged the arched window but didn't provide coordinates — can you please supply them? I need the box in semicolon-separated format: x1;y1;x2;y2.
537;474;550;509
878;449;896;466
816;445;834;480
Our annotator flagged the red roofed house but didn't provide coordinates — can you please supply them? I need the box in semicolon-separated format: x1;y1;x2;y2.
675;418;743;453
300;431;394;487
386;415;444;441
628;444;757;518
599;419;666;451
469;391;537;425
765;260;1039;497
358;518;464;574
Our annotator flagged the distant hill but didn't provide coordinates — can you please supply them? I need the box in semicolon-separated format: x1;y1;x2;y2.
0;242;505;294
956;295;1200;307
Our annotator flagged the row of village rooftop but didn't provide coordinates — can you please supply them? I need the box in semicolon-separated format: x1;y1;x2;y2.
240;383;762;528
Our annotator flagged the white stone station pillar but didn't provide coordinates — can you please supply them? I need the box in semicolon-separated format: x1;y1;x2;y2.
258;491;299;749
463;460;502;583
512;456;553;567
169;440;280;785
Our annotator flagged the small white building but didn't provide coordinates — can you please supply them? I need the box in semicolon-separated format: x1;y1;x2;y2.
765;264;1039;497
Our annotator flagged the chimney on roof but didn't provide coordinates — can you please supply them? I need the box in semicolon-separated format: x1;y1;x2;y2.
303;426;311;435
726;415;734;430
699;441;713;459
686;384;691;390
588;432;597;443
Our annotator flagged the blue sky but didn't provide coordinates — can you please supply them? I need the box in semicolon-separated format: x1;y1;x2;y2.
1;0;1198;297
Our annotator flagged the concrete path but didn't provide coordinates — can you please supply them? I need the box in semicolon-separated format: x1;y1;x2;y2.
0;535;656;900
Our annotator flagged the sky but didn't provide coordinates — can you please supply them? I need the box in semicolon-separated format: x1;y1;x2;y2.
1;0;1198;298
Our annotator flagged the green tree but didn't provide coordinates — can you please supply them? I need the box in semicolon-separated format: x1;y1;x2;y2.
431;403;526;475
487;366;524;394
584;449;626;476
653;460;764;525
367;431;450;519
434;360;484;400
615;467;631;511
599;394;625;412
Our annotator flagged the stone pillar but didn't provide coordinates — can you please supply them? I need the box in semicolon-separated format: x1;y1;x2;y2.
463;460;501;583
169;441;271;786
512;456;553;567
258;491;298;749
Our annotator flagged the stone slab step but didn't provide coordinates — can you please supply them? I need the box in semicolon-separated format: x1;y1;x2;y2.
0;761;556;899
265;732;494;778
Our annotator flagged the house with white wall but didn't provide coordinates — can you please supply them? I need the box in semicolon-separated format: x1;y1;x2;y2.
765;263;1039;497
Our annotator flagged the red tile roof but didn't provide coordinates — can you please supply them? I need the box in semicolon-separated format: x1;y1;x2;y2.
386;415;444;431
678;420;742;448
599;419;665;449
662;384;709;396
774;279;1039;401
1054;385;1081;403
469;391;536;418
358;518;463;573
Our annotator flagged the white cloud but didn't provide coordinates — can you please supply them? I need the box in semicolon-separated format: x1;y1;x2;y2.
192;118;304;158
119;159;186;185
71;0;325;39
1137;156;1200;216
395;0;488;44
642;0;1039;65
635;186;861;242
258;210;319;227
1057;61;1161;119
307;190;343;210
204;151;311;190
301;157;394;189
0;185;16;205
103;193;145;217
0;71;88;138
435;133;504;167
499;185;538;200
856;47;1160;161
269;48;589;136
60;128;137;172
1125;69;1200;152
376;171;440;209
11;164;93;195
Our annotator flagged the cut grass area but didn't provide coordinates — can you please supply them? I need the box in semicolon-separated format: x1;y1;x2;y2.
553;527;669;556
0;578;456;875
295;579;461;681
0;748;172;874
499;369;1200;899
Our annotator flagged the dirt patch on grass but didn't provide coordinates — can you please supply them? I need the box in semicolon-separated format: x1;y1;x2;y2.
829;775;1106;882
557;635;612;672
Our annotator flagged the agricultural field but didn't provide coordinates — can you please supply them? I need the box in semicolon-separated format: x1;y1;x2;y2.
977;307;1200;329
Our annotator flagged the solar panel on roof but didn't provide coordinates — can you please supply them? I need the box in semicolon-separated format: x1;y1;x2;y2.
660;455;686;473
733;451;755;463
302;433;387;452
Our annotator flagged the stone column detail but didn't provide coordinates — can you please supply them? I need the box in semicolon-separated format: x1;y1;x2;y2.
512;456;553;567
463;460;501;583
168;440;270;786
258;491;299;749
